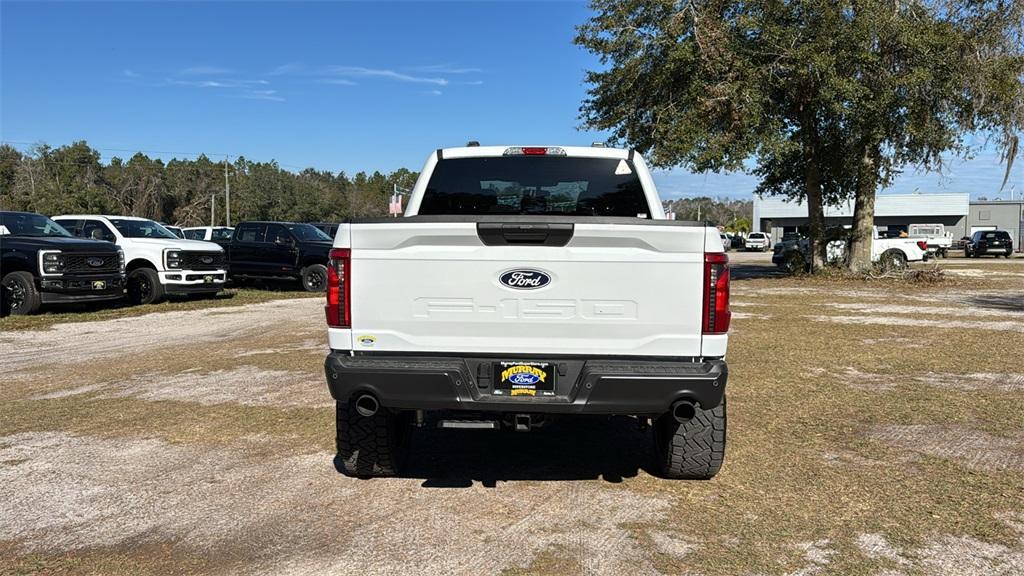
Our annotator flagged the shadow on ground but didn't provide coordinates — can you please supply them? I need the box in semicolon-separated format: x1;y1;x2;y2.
964;294;1024;312
335;415;659;486
730;260;787;281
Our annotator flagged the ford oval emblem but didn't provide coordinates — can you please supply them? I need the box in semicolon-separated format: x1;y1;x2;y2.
499;269;551;290
509;372;541;385
86;257;104;267
200;255;214;265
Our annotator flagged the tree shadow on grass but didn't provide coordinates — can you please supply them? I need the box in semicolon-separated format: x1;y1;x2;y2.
964;294;1024;312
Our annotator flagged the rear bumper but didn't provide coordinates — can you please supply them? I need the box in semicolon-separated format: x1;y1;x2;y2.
324;352;727;415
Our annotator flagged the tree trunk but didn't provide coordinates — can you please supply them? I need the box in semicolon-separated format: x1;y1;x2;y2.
804;160;826;270
800;106;827;270
848;145;878;271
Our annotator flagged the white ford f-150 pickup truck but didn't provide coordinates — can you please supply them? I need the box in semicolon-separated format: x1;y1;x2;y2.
323;145;730;479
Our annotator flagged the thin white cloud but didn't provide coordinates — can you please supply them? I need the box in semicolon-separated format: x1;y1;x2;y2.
167;78;269;88
461;80;485;86
413;64;481;74
269;63;306;76
180;66;235;76
324;66;448;86
426;89;442;96
122;69;141;78
241;89;285;102
317;78;358;86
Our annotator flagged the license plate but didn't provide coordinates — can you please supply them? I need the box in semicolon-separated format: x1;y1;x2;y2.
493;361;555;397
203;275;214;283
91;280;106;290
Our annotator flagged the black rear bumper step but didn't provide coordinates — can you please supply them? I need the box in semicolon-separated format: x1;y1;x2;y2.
324;353;726;416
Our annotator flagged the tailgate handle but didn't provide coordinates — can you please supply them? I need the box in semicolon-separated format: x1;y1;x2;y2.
477;223;574;246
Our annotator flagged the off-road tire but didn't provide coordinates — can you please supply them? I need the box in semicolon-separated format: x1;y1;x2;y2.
128;267;164;305
301;264;328;293
335;401;408;477
655;397;726;480
1;271;42;316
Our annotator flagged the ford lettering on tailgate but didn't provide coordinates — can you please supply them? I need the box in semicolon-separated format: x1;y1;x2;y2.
499;269;550;290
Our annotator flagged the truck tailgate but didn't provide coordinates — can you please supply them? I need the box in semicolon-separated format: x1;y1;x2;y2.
342;219;709;357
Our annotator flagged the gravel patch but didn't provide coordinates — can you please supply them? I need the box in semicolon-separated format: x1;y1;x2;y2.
786;539;835;576
804;314;1024;332
861;337;925;348
809;367;1024;393
857;533;909;565
0;298;322;373
0;431;676;576
866;425;1024;472
29;366;328;408
648;530;697;560
825;302;1024;318
856;527;1024;576
731;311;774;320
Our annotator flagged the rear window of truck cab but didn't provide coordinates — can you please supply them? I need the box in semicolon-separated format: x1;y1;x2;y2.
418;156;651;217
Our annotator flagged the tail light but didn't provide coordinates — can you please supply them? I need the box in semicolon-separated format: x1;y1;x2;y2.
703;253;731;334
325;248;351;328
916;240;929;251
503;147;567;156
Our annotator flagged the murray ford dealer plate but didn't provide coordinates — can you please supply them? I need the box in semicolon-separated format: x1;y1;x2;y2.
493;361;556;397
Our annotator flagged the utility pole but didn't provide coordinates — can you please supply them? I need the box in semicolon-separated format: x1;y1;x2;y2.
224;156;231;227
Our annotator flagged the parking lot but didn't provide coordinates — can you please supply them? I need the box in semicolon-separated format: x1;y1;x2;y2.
2;254;1022;576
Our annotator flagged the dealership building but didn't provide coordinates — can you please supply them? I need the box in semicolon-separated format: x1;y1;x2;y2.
752;193;1024;250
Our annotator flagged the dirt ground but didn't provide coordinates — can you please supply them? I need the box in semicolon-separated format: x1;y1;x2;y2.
1;254;1022;575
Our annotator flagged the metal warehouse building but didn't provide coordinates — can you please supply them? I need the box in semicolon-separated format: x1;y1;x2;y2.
753;193;1024;250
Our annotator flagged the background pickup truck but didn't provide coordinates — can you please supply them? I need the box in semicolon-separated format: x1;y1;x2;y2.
773;226;929;272
1;211;126;315
226;221;333;291
54;215;227;304
323;144;730;479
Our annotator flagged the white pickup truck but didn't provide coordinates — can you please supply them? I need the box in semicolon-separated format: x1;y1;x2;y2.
54;215;228;304
908;223;953;258
773;226;929;272
323;144;730;479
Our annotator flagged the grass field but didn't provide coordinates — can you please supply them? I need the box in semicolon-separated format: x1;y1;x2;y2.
1;257;1022;575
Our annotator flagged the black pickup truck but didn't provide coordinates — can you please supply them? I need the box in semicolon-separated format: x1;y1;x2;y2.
226;221;333;291
1;211;126;315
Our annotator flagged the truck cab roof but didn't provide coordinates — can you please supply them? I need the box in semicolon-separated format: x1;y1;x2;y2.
435;145;634;160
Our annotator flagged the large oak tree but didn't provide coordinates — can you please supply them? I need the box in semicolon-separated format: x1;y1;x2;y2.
576;0;1023;270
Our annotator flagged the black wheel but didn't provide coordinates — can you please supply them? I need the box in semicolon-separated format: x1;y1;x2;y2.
880;250;908;272
655;397;726;480
783;250;807;274
335;401;409;477
127;268;164;305
1;271;42;316
300;264;328;293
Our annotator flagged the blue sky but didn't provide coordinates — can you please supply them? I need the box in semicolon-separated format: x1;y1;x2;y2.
1;1;1021;201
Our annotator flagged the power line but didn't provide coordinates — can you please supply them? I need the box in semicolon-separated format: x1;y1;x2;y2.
1;140;231;158
2;140;328;173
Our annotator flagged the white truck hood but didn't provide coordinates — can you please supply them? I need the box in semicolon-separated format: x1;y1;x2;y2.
129;238;224;251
